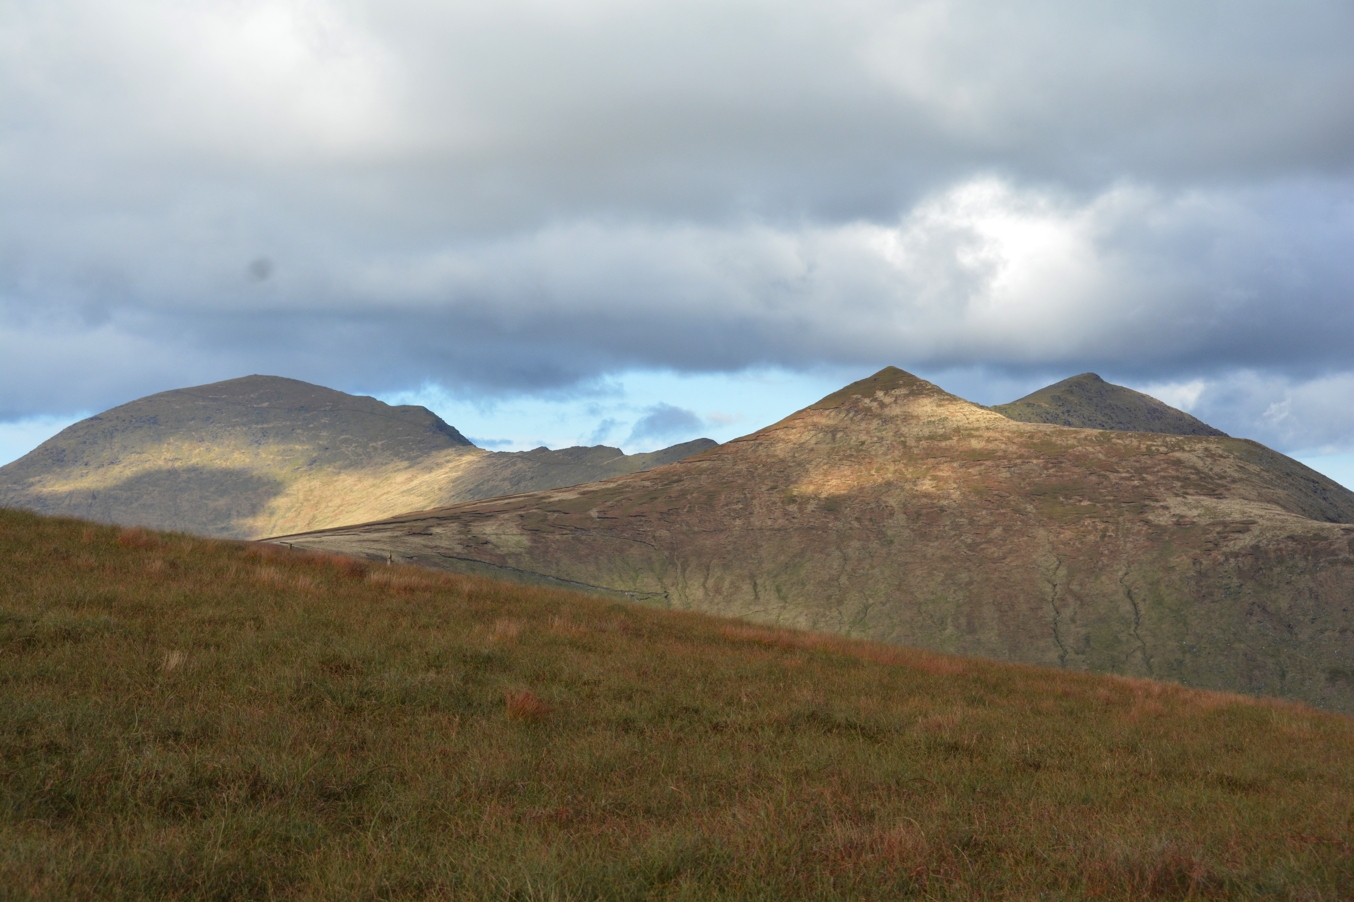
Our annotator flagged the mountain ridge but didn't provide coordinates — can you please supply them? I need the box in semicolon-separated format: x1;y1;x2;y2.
272;367;1354;712
0;375;715;538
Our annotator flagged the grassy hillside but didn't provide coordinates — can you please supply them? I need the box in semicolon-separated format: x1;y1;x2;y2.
993;373;1227;436
0;376;715;539
276;368;1354;714
3;508;1354;900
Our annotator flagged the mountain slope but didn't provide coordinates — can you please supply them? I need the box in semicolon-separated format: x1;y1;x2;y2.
7;508;1354;898
0;376;715;538
993;372;1227;436
273;367;1354;712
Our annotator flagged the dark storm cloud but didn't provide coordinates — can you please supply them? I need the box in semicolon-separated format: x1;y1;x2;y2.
3;0;1354;449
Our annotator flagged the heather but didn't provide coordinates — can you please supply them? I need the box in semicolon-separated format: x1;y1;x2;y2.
2;508;1352;900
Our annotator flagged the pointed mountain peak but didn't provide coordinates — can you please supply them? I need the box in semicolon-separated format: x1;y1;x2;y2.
993;373;1226;437
807;366;968;411
732;366;1003;444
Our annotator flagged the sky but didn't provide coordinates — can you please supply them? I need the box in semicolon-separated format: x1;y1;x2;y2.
3;1;1354;484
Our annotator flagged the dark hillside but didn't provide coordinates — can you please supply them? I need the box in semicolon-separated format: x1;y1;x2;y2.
446;439;718;507
3;508;1354;899
993;373;1227;436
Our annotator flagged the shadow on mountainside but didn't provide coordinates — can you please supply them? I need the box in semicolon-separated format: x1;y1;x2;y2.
271;367;1354;713
7;466;285;539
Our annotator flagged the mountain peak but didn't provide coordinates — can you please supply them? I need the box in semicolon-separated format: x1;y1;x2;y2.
0;376;718;539
274;365;1354;712
159;376;470;444
58;375;474;462
170;374;360;408
807;366;979;412
993;373;1226;437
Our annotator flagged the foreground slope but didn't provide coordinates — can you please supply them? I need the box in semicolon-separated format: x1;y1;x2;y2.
0;375;713;538
4;509;1354;899
993;372;1227;436
276;368;1354;712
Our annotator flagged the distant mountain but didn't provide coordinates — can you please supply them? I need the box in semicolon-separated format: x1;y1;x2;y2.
273;367;1354;713
0;376;715;538
993;373;1226;436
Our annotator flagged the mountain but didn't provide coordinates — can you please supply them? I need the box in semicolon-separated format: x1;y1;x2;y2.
271;367;1354;712
0;375;715;538
993;372;1226;436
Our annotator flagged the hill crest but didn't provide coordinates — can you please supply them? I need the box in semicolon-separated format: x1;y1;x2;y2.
993;373;1226;437
23;375;475;472
741;367;1009;452
0;376;715;538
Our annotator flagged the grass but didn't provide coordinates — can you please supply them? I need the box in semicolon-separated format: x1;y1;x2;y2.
2;508;1354;900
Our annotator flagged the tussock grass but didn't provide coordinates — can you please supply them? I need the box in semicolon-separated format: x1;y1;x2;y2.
2;508;1353;900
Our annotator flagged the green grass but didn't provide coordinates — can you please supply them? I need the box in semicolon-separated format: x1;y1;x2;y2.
2;508;1354;900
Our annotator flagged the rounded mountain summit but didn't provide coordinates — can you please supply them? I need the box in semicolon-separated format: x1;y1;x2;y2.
0;375;714;538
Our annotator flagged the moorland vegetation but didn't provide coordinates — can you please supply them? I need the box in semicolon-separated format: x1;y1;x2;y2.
3;508;1354;900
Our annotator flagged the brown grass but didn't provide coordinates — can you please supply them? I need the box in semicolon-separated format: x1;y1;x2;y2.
3;507;1354;900
114;526;158;549
549;615;590;640
720;624;972;676
505;689;551;723
492;617;524;642
365;567;438;593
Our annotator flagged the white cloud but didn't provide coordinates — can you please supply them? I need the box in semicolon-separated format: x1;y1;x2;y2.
4;0;406;165
1137;379;1207;413
2;0;1354;453
4;171;1354;421
1125;370;1354;455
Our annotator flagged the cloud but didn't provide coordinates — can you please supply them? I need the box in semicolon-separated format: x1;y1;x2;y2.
467;436;514;449
9;178;1350;410
586;418;620;445
2;0;1354;452
626;404;705;446
1159;371;1354;455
